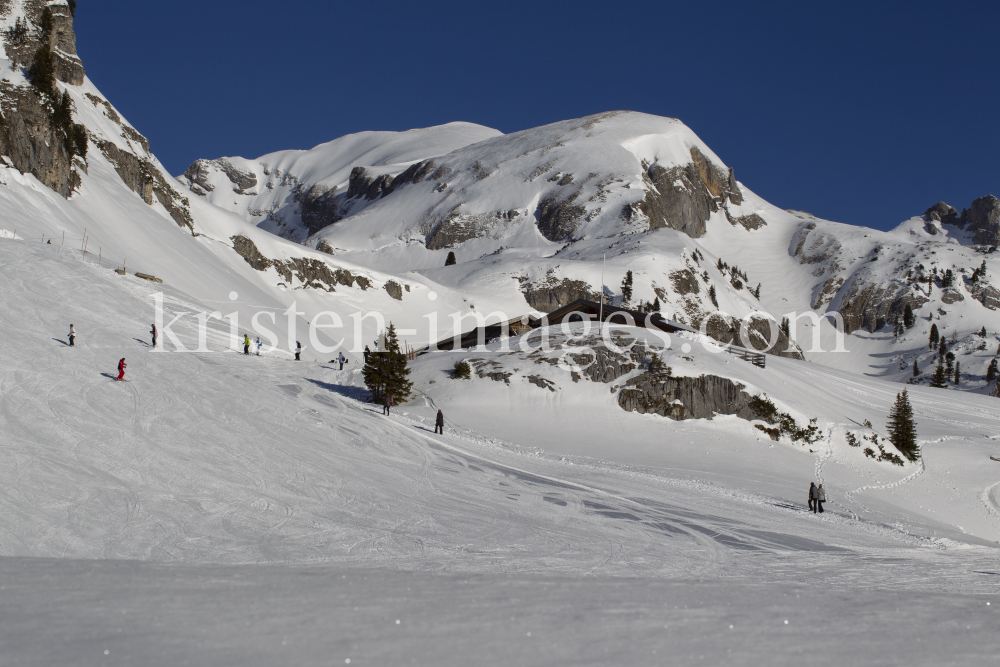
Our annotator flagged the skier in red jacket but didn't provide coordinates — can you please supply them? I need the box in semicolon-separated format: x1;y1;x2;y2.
116;358;126;381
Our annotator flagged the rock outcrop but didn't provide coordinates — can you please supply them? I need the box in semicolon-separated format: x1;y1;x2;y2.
955;195;1000;246
519;274;600;312
230;235;372;291
924;201;959;225
838;283;928;334
0;81;75;197
635;147;749;238
618;371;765;422
3;1;85;86
183;158;257;196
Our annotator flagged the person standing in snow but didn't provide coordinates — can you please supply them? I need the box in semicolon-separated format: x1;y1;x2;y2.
363;345;371;364
150;324;157;348
256;337;262;356
68;324;75;347
808;482;817;512
435;409;444;434
295;341;302;361
338;352;346;370
383;394;393;416
116;357;126;381
815;484;826;513
243;334;251;355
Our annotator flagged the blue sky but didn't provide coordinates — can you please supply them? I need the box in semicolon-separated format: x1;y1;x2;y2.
75;1;997;231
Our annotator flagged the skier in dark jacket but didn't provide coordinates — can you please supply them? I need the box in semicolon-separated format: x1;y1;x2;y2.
116;358;126;381
815;484;826;513
150;324;157;348
68;324;75;347
383;394;392;416
434;409;444;434
808;482;817;512
295;341;302;361
363;345;371;364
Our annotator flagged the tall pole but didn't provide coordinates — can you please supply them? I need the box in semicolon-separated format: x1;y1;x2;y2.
599;253;605;326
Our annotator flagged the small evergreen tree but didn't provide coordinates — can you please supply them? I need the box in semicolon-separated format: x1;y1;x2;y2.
954;361;960;384
651;297;660;312
886;389;919;461
27;45;55;94
621;270;633;305
980;326;988;338
780;317;791;339
451;359;471;380
929;358;948;388
988;358;998;383
362;323;413;404
945;351;955;376
708;285;718;308
445;251;456;266
938;337;947;358
37;7;54;39
928;323;939;349
912;359;919;377
72;124;87;159
903;303;915;329
753;283;761;299
68;0;77;17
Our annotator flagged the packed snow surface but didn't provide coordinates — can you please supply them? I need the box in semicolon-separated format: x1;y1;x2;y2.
1;238;999;665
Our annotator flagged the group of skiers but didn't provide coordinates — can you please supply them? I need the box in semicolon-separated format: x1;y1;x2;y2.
808;482;827;513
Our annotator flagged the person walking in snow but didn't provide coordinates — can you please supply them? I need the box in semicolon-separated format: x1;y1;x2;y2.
435;409;444;435
815;484;826;513
295;341;302;361
338;352;346;370
363;345;371;364
68;324;75;347
150;323;157;348
116;357;127;381
243;334;251;356
256;337;262;356
808;482;817;512
383;394;393;416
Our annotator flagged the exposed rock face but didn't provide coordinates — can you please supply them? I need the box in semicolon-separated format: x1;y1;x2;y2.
96;138;194;230
957;195;1000;246
535;192;586;242
384;280;403;301
183;159;257;196
694;311;805;360
838;283;928;334
618;371;765;421
636;147;749;238
0;81;74;197
970;282;1000;310
925;201;959;224
427;208;521;250
230;235;372;291
669;269;700;296
4;1;85;85
296;184;347;236
519;275;600;312
567;344;637;383
940;288;964;305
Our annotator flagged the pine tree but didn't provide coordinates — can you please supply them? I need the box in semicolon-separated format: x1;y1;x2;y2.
938;337;947;358
980;326;988;338
928;323;939;349
954;361;960;384
68;0;77;17
945;351;955;376
72;124;87;159
37;7;54;39
988;359;998;383
886;390;919;461
708;285;718;308
445;251;456;266
780;317;791;339
651;297;660;312
27;45;55;94
362;323;413;404
621;270;633;305
929;358;948;388
912;359;919;377
753;283;761;299
903;303;915;328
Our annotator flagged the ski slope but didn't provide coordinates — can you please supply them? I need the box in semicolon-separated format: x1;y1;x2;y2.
2;237;999;664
